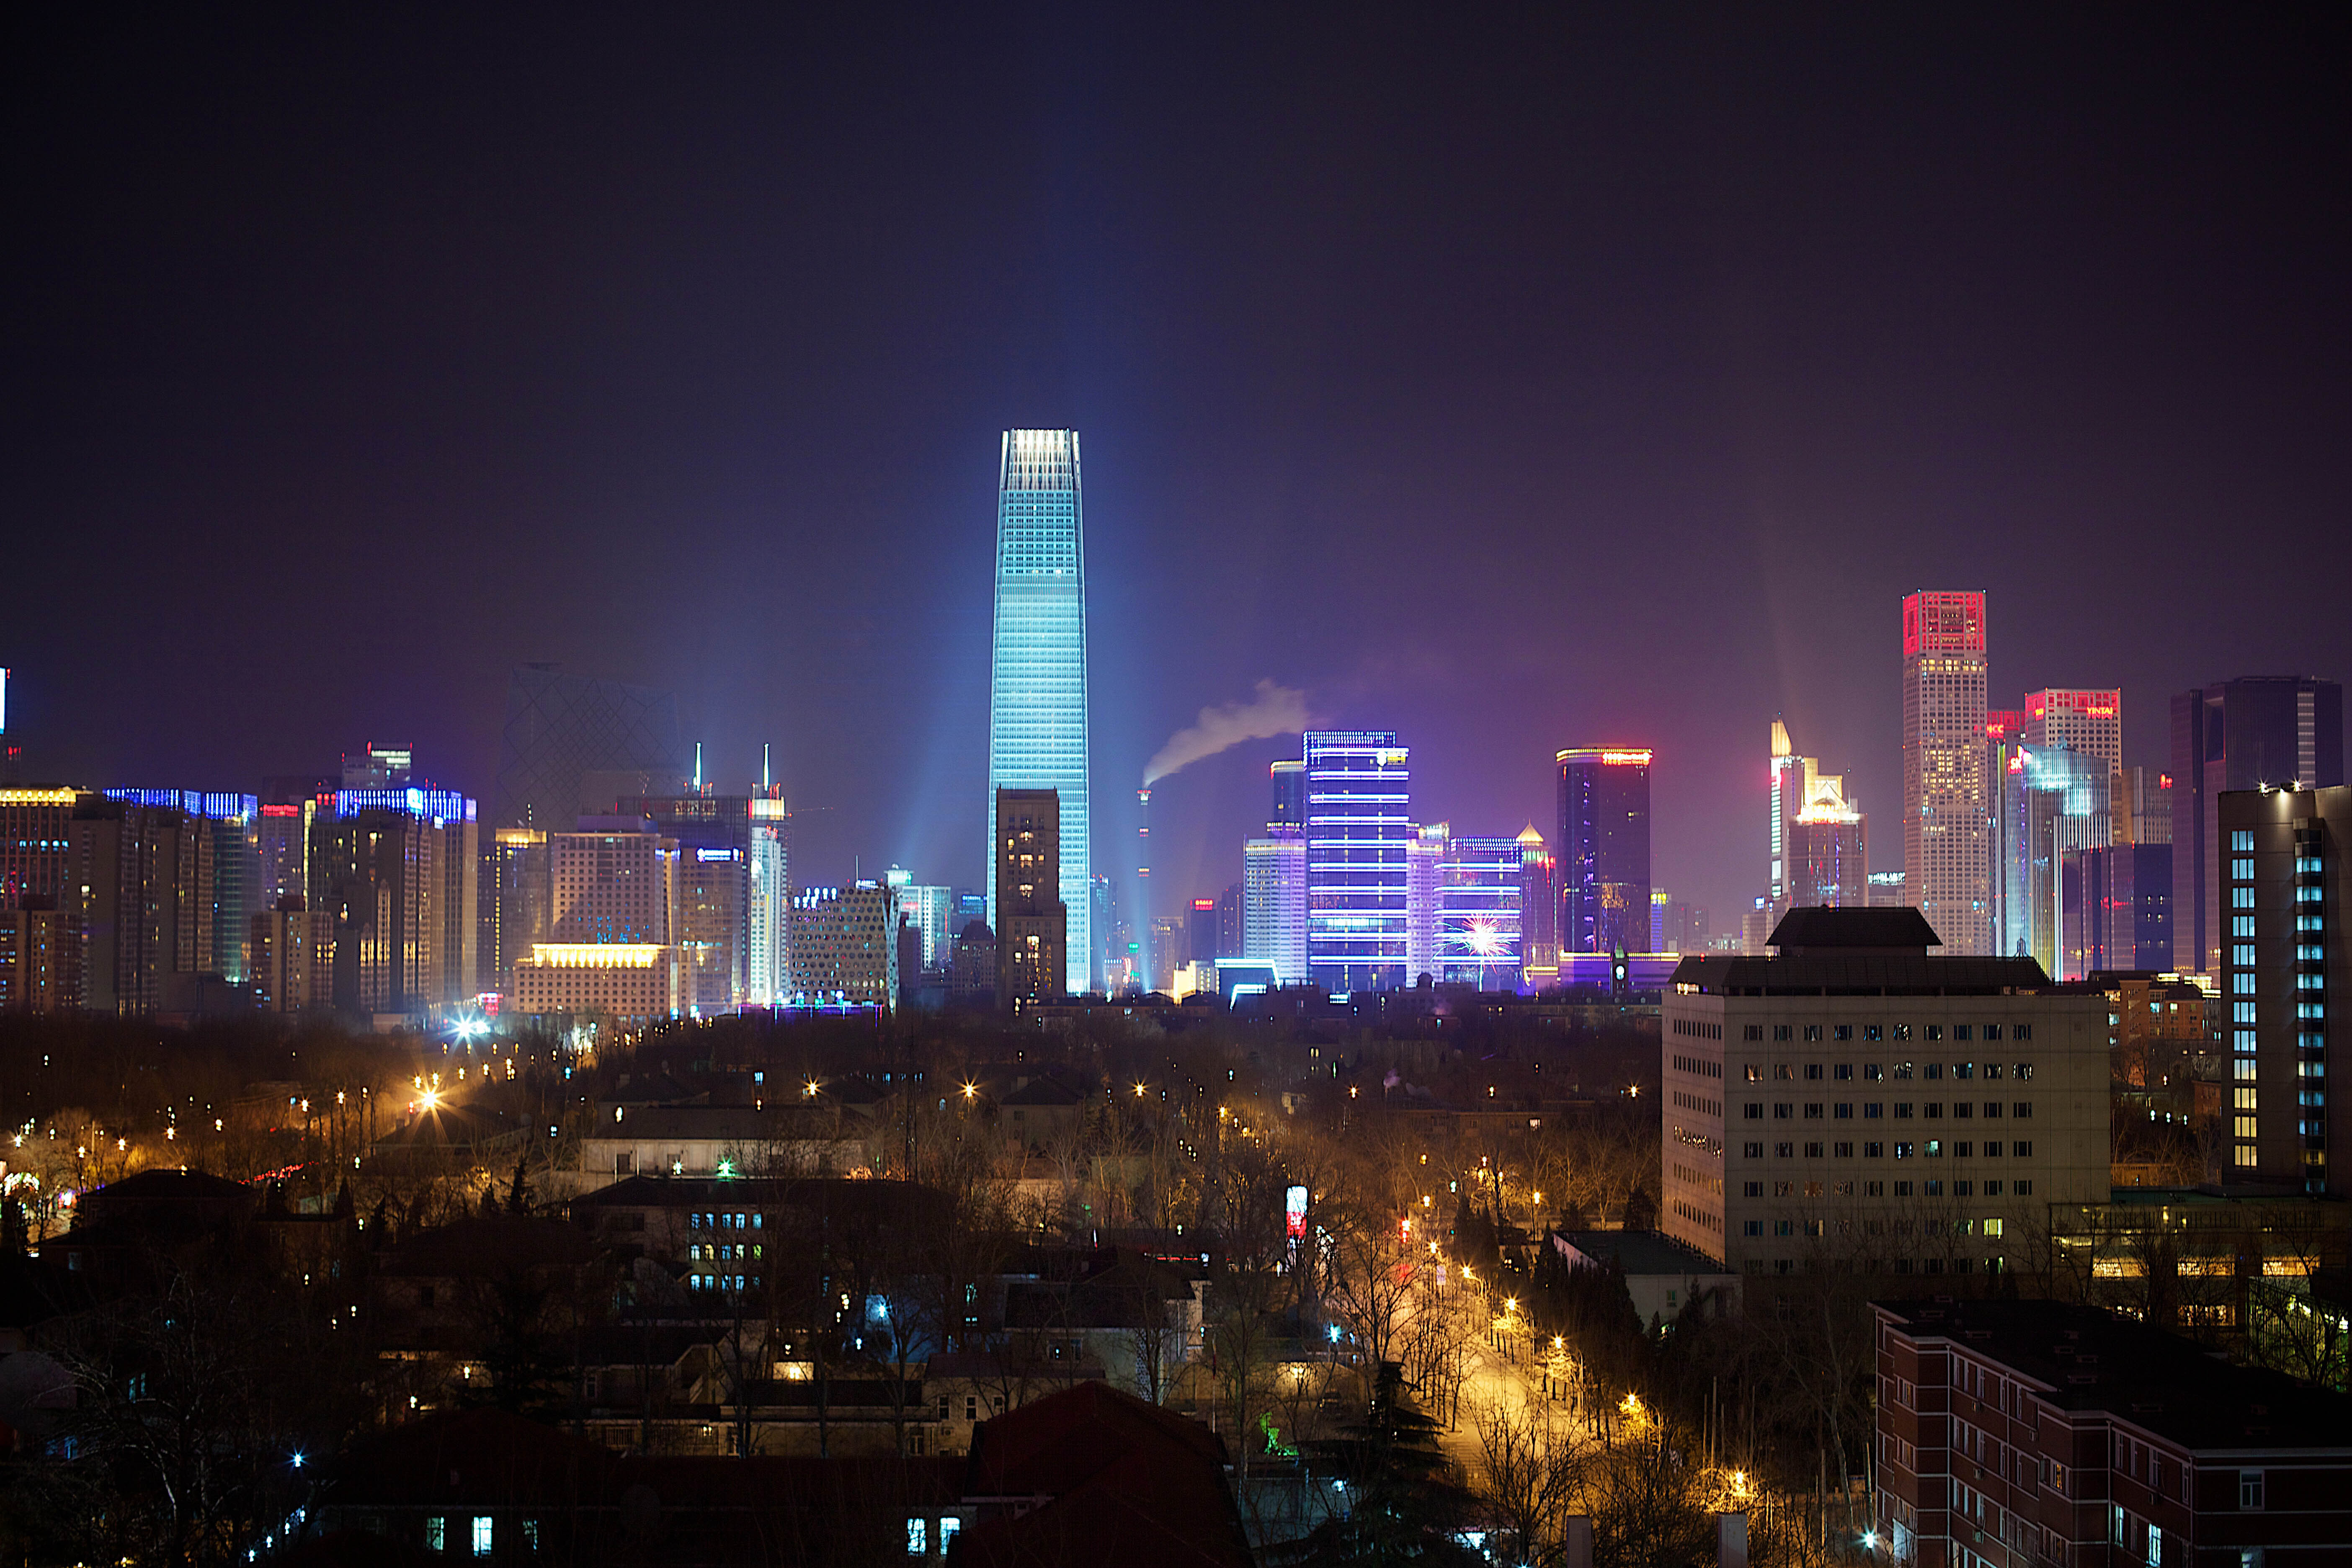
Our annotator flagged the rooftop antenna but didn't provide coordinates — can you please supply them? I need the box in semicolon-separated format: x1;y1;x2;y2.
762;742;771;793
694;742;704;794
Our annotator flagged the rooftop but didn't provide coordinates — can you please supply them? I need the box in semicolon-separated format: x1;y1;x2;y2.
1769;905;1939;953
1876;1297;2352;1453
1552;1228;1734;1279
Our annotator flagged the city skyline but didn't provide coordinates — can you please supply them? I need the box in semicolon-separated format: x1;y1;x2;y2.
7;10;2352;946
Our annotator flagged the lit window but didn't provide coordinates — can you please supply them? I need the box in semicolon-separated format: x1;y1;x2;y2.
472;1517;493;1556
907;1517;929;1555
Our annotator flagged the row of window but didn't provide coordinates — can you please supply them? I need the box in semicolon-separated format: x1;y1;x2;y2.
1745;1060;2031;1082
1737;1138;2033;1161
1743;1101;2033;1120
1739;1022;2032;1043
1746;1254;1994;1275
1742;1178;2021;1201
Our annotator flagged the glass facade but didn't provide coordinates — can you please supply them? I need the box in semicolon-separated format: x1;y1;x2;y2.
1304;730;1411;990
1441;833;1523;989
986;430;1091;995
1557;748;1652;954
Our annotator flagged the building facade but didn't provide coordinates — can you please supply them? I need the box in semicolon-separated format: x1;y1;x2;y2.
1557;747;1652;956
1406;823;1445;985
746;794;791;1005
551;820;676;946
1875;1296;2352;1568
250;895;334;1014
308;788;480;1020
1243;827;1307;986
994;788;1066;1008
72;794;218;1016
1994;744;2112;980
2173;678;2345;977
2216;784;2350;1194
1902;590;1993;955
1660;908;2108;1277
511;943;681;1024
1440;832;1524;990
787;884;898;1009
1304;730;1412;990
985;429;1091;995
1516;824;1557;982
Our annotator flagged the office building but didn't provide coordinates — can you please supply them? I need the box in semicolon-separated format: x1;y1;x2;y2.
250;895;333;1014
620;791;774;1010
71;794;218;1016
1764;723;1867;919
0;785;80;913
1304;730;1412;990
477;827;550;997
2120;765;2173;846
1214;882;1244;962
1406;822;1445;985
2173;678;2344;976
2023;688;2122;813
1557;747;1651;955
886;869;955;974
1146;915;1185;992
984;429;1091;995
253;799;317;907
0;900;78;1014
308;787;480;1020
746;794;790;1005
512;943;681;1025
788;883;899;1009
2216;784;2350;1194
341;743;413;789
993;788;1066;1007
1659;907;2109;1277
1185;896;1220;967
1440;832;1523;990
1902;591;1992;955
552;818;677;946
2081;840;2175;974
1992;743;2111;980
1874;1297;2352;1568
1867;871;1907;908
1516;825;1556;981
494;664;683;833
1270;759;1305;828
1243;828;1307;986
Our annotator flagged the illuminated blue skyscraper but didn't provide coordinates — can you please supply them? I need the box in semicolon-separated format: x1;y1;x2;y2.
1304;730;1411;990
986;429;1091;994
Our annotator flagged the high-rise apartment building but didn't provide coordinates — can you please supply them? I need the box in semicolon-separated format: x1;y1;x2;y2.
985;430;1091;995
1441;833;1524;990
1243;828;1307;986
2172;678;2344;976
1557;747;1651;955
2119;765;2173;846
308;787;480;1019
250;895;333;1014
1304;731;1412;990
0;901;78;1014
104;790;260;983
73;794;217;1016
1660;908;2109;1277
1215;883;1244;962
253;800;317;907
2215;784;2349;1194
994;787;1066;1008
1902;591;1992;955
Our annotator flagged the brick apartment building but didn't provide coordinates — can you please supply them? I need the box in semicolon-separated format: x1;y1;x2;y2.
1875;1297;2352;1566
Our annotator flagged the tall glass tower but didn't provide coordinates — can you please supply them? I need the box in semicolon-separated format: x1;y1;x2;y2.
987;429;1091;994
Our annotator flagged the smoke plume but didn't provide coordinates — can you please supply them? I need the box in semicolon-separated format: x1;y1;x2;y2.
1142;680;1314;784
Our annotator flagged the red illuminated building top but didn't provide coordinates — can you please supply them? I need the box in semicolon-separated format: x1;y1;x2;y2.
1985;709;2028;741
1901;590;1986;658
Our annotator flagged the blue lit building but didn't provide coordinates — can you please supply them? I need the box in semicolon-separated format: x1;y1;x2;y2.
1557;748;1652;955
104;789;259;982
1304;730;1411;990
986;430;1091;995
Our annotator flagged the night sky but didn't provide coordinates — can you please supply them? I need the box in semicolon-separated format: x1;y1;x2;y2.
8;8;2351;933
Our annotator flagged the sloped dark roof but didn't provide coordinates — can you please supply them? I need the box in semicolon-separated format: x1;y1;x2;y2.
1768;905;1940;952
74;1168;255;1230
957;1382;1250;1568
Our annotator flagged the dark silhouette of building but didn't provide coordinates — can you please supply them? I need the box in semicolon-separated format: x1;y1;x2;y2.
2172;677;2344;975
495;664;683;833
995;789;1065;1008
